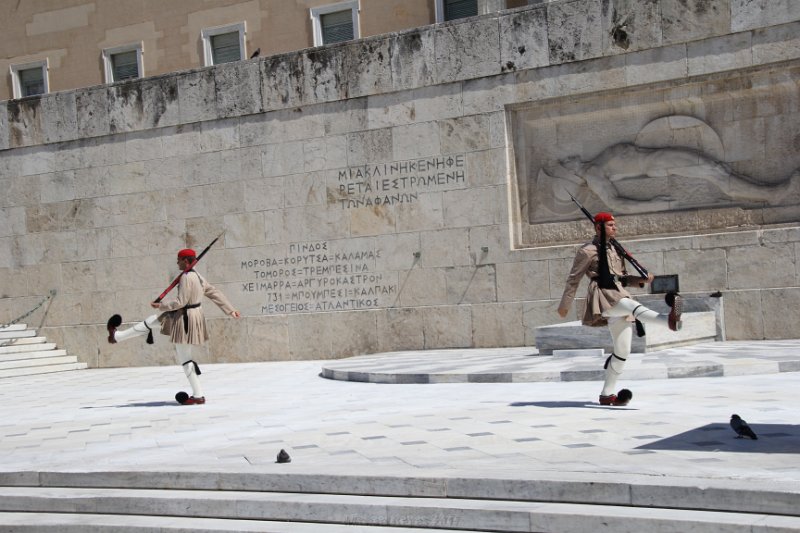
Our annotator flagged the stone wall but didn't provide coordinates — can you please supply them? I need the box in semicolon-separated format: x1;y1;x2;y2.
1;0;799;368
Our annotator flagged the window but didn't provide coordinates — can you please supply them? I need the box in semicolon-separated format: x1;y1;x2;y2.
310;1;359;46
201;22;246;66
10;60;49;99
102;43;143;83
435;0;479;22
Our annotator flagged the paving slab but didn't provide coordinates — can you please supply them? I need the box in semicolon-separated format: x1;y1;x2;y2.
0;339;798;492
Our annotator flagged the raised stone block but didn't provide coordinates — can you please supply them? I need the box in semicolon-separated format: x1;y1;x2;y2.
535;296;724;354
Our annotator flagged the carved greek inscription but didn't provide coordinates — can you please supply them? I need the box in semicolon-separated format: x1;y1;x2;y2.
241;241;398;315
336;155;466;209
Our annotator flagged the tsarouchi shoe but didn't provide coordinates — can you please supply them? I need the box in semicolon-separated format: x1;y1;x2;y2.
184;396;206;405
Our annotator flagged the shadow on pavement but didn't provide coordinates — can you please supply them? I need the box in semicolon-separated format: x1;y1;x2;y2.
81;401;180;409
637;423;800;453
509;401;637;410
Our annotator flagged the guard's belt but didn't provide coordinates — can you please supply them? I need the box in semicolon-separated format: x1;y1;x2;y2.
182;303;201;333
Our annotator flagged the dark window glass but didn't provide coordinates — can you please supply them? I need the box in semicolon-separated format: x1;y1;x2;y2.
211;31;241;64
112;50;139;81
321;9;354;44
445;0;478;20
19;67;44;97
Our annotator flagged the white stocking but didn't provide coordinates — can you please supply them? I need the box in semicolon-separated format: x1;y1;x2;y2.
600;316;632;396
603;297;668;325
113;314;160;343
175;343;203;398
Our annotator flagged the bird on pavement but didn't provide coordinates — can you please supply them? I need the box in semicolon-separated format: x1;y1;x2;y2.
250;48;261;58
730;414;758;440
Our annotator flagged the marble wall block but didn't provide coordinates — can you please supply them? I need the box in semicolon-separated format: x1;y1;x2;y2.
108;83;149;134
83;135;126;169
302;46;347;105
75;86;111;139
206;315;249;361
261;53;304;111
199;118;240;153
624;44;688;86
288;312;334;359
0;206;26;237
0;267;28;298
282;204;350;242
328;309;380;358
395;192;444;233
0;103;8;150
433;16;501;84
376;307;426;352
661;0;730;45
663;248;728;293
61;261;97;294
443;187;501;228
420;228;471;268
752;20;800;65
727;242;796;289
41;92;78;144
422;305;472;348
687;32;753;76
261;141;304;178
39;171;76;204
367;83;463;131
322;98;368;136
600;0;663;54
343;37;394;99
242;315;290;361
732;0;800;32
215;59;264;118
390;28;436;91
349;204;397;237
496;260;551;302
439;115;492;155
392;122;441;161
465;148;506;187
177;68;217;125
17;145;54;177
125;129;164;163
722;289;764;339
397;267;447;306
444;264;497;304
6;98;44;148
221;212;266;249
472;302;525;347
346;128;393;166
500;4;549;71
546;0;603;64
142;76;180;129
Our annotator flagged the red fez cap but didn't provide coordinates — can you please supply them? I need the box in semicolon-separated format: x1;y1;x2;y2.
594;212;614;224
177;248;196;259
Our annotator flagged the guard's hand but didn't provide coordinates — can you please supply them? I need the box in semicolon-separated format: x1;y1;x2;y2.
150;302;161;309
557;307;568;318
231;310;241;318
646;273;655;283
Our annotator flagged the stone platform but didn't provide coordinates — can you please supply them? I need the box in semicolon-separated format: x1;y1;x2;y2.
535;295;725;355
1;340;799;531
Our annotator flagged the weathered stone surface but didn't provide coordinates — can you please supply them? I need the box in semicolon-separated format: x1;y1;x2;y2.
547;0;603;64
6;98;44;148
390;28;436;91
443;187;501;228
41;91;78;144
377;307;425;352
398;267;448;307
343;38;394;99
624;44;687;86
346;128;393;166
215;59;263;118
661;0;730;45
687;32;753;76
177;68;217;124
392;122;441;161
422;305;472;348
500;5;549;71
445;264;497;304
0;103;8;150
601;0;663;54
752;20;800;65
367;83;463;130
261;52;304;110
732;0;800;32
433;16;501;83
142;75;180;129
108;82;146;134
727;242;796;290
472;302;525;347
302;46;346;105
496;260;551;302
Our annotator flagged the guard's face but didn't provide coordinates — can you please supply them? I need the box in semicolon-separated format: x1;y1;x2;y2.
596;220;617;239
177;257;192;270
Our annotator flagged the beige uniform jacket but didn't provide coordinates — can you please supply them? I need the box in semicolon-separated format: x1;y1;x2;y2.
558;238;632;327
157;270;236;345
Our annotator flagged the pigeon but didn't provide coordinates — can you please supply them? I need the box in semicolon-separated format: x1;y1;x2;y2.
730;414;758;440
250;48;261;59
276;448;291;463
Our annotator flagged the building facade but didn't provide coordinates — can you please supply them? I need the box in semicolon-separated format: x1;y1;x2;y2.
1;0;799;368
1;0;529;102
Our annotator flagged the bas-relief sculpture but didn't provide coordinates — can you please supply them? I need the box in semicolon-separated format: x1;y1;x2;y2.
537;138;800;219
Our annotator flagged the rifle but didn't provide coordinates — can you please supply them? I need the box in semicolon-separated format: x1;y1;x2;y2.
153;231;225;303
565;190;650;280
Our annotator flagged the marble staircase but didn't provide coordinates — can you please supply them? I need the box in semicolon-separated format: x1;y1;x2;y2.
0;471;797;532
0;324;86;379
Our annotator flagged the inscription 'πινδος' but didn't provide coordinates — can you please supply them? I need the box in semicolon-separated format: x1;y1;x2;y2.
335;155;466;209
240;241;398;315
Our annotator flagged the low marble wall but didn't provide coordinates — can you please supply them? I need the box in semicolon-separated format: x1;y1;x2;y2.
2;0;800;368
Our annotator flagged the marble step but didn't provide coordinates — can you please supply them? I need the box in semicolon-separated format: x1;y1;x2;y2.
0;362;88;379
0;348;62;362
0;336;48;347
0;341;55;355
0;324;26;332
0;352;72;370
3;471;797;517
0;330;36;340
0;486;797;533
0;512;477;532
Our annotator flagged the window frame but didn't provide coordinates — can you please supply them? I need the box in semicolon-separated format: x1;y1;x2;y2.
10;59;49;99
102;42;144;83
201;21;247;66
310;0;360;47
435;0;480;23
